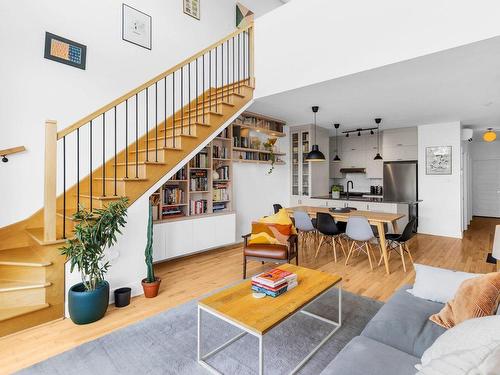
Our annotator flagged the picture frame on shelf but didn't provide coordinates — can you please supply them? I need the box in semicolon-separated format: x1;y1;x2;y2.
426;146;452;175
183;0;200;20
122;4;152;50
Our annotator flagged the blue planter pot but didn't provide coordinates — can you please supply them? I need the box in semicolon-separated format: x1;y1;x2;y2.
68;281;109;324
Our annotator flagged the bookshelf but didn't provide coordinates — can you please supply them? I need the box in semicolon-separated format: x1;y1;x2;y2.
231;112;286;165
152;126;233;222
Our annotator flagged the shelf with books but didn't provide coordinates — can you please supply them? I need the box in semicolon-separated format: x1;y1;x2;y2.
232;111;286;138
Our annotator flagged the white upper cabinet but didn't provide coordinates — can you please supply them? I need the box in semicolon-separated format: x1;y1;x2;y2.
382;128;417;161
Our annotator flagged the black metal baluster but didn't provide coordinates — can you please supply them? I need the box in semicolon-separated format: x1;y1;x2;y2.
232;37;235;93
227;39;229;95
209;50;212;113
102;113;106;197
114;106;117;196
146;87;149;162
221;42;224;103
188;62;191;135
77;128;80;208
247;31;251;82
135;93;138;178
89;120;93;211
238;33;241;93
215;46;218;112
155;81;158;162
203;54;205;123
172;71;176;148
243;31;246;81
164;77;167;148
63;135;66;239
181;66;184;135
125;99;129;179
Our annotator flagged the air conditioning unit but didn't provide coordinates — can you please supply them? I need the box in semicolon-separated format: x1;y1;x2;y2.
461;128;473;142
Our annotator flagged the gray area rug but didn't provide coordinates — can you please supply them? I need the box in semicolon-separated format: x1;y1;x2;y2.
19;288;382;375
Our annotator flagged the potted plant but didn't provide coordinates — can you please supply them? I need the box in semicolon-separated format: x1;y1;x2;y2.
331;185;341;199
142;204;161;298
263;137;278;174
60;198;128;324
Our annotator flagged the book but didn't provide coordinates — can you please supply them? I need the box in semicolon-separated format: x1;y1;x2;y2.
251;284;288;298
252;268;297;288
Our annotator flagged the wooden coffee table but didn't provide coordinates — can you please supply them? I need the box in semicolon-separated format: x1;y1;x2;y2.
197;264;342;374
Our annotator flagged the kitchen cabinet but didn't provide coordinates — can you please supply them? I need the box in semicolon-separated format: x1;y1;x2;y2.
341;150;365;168
290;125;329;204
383;145;418;161
382;128;417;161
365;158;383;179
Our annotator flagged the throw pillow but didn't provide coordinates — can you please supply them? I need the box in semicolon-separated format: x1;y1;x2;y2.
407;264;479;303
430;272;500;329
248;221;292;246
258;209;298;235
416;316;500;375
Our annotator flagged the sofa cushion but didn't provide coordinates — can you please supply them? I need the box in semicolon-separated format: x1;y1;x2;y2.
361;286;446;357
319;336;419;375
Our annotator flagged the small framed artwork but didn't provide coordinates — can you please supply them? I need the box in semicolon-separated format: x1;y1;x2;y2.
184;0;200;20
426;146;452;175
44;32;87;70
122;4;152;50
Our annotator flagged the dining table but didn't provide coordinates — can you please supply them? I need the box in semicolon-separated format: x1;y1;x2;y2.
286;206;406;275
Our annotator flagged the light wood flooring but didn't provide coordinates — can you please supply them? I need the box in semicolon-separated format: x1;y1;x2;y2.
0;216;498;374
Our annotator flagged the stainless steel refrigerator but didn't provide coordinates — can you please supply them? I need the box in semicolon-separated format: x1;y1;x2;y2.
383;161;419;229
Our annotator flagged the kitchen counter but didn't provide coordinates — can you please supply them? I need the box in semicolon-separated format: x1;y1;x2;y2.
311;194;421;205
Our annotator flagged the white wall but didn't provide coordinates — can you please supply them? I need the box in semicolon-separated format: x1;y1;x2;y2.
0;0;280;228
232;127;290;237
254;0;500;98
418;122;462;238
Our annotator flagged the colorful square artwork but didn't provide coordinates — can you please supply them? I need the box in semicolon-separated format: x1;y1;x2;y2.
44;32;86;70
236;2;254;29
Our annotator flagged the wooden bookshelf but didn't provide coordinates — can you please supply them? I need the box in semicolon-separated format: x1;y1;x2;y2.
231;112;287;165
151;126;233;222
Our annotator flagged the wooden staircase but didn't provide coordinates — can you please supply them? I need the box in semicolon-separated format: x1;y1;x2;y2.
0;24;254;337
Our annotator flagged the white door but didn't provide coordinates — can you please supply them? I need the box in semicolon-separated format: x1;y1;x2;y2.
472;159;500;217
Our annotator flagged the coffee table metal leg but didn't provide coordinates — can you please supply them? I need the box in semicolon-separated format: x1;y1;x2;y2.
197;305;202;362
259;334;264;375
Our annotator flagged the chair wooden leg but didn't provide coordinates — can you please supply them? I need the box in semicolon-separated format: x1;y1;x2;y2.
399;244;407;272
332;235;338;263
338;237;347;258
243;256;247;279
405;243;414;264
366;242;373;270
315;235;324;258
345;241;355;266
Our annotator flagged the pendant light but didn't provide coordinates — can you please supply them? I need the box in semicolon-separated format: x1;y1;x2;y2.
374;118;383;160
333;123;341;162
483;128;497;142
305;106;326;161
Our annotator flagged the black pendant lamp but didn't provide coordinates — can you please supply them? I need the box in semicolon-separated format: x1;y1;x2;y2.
333;123;341;162
374;118;383;160
305;106;326;161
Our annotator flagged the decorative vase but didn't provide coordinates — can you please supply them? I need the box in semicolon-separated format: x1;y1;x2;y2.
68;281;109;324
331;191;340;199
141;277;162;298
114;287;132;308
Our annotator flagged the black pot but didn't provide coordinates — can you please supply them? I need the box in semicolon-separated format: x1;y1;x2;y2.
114;287;131;308
68;281;109;325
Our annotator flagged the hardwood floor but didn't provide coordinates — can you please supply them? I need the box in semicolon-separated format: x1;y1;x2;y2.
0;216;498;374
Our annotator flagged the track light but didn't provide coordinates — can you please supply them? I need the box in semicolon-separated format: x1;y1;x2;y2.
370;130;374;135
357;131;361;136
346;133;349;138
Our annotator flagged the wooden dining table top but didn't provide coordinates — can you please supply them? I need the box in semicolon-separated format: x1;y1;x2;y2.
286;206;405;224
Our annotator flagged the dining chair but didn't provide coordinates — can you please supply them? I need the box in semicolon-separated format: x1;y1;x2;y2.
315;212;346;262
345;216;377;270
377;218;416;272
273;203;283;214
293;210;316;252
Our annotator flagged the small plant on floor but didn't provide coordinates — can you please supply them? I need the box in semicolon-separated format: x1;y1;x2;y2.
61;198;129;324
142;203;162;298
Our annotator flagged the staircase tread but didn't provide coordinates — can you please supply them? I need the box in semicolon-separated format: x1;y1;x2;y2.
0;280;51;292
25;228;66;246
0;304;50;322
77;194;127;200
0;247;51;267
93;177;148;181
114;161;166;166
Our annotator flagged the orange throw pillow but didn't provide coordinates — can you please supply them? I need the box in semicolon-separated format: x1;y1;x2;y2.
430;272;500;329
248;221;292;246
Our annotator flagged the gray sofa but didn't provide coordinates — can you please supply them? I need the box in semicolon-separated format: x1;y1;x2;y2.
320;286;447;375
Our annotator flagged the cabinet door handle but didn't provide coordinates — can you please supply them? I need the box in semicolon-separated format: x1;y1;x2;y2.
367;204;370;210
397;143;403;146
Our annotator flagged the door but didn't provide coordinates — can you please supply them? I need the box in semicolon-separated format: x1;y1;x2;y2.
472;159;500;217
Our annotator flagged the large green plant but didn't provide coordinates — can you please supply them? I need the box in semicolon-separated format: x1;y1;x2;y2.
144;204;155;283
60;198;129;291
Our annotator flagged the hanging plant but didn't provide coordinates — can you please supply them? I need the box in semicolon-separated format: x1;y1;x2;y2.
263;137;277;174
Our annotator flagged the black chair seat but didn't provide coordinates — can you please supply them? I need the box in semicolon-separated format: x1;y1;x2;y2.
385;233;402;241
312;218;317;228
316;212;342;236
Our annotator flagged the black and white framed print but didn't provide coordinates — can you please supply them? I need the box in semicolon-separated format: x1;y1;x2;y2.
44;32;87;70
122;4;152;50
184;0;200;20
426;146;452;175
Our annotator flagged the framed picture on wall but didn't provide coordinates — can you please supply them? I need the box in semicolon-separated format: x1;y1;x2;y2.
184;0;200;20
44;32;87;70
122;4;152;50
426;146;452;175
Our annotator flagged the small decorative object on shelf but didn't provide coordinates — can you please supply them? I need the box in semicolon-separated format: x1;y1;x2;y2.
142;204;161;298
331;185;341;199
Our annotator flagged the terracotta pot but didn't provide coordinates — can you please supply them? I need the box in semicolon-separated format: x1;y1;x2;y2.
141;277;161;298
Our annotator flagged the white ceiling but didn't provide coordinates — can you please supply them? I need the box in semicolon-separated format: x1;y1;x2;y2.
249;35;500;135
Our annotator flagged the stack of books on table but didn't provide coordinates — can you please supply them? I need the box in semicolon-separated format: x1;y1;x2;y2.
251;268;298;298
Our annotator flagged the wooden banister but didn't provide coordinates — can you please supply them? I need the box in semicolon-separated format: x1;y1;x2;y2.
0;146;26;158
44;120;57;242
56;23;254;140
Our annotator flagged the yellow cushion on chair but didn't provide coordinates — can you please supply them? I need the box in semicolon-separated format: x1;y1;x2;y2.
248;209;297;246
258;209;297;235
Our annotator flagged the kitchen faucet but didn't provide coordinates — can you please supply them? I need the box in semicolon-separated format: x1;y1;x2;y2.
346;180;354;199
